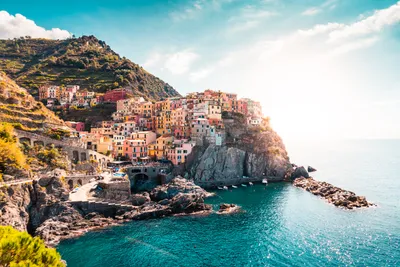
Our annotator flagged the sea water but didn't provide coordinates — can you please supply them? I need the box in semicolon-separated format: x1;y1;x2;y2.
58;140;400;266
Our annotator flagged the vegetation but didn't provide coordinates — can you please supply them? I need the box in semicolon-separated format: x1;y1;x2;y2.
0;226;65;267
36;146;68;170
0;72;65;133
0;36;180;101
0;123;27;175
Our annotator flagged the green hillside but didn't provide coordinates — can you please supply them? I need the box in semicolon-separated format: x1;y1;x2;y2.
0;35;180;101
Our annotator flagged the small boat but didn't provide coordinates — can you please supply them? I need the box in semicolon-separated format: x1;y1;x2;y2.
249;182;253;186
241;184;247;187
223;186;228;190
217;187;224;190
231;185;238;189
262;179;268;184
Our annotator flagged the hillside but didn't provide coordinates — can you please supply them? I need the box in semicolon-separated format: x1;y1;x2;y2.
0;72;65;132
0;35;180;101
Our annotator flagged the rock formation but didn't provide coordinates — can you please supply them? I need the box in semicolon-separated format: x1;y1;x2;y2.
293;177;374;209
1;175;214;246
291;166;310;179
217;203;241;215
184;115;291;187
308;166;317;173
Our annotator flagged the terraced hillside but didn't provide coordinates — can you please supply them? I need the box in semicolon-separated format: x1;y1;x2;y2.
0;36;180;101
0;72;65;133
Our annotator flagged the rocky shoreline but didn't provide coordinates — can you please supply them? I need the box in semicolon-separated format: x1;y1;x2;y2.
293;177;374;209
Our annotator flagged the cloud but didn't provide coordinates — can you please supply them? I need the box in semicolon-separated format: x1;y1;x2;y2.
142;53;162;68
143;49;200;75
329;1;400;42
189;67;213;82
227;5;278;33
302;8;321;16
164;50;199;75
0;11;71;39
229;20;260;33
302;0;337;16
170;0;233;22
330;36;379;56
190;1;400;81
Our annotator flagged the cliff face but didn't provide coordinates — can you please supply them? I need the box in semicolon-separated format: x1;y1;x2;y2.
185;115;291;186
0;183;32;232
0;170;70;233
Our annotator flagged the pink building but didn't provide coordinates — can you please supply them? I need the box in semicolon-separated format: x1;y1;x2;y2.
65;121;85;132
166;140;196;165
123;139;148;160
103;88;128;102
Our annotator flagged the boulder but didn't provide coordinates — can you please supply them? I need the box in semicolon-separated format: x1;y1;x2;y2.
291;166;310;179
308;166;317;173
217;203;241;214
131;192;151;206
150;177;212;201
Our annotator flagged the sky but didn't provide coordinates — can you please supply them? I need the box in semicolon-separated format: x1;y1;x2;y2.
1;0;400;141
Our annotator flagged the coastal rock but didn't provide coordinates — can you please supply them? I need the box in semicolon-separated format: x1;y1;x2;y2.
183;115;291;187
293;177;374;209
291;166;310;179
217;203;241;215
191;146;246;182
131;192;151;206
308;166;317;173
150;177;212;201
0;183;32;232
169;193;212;214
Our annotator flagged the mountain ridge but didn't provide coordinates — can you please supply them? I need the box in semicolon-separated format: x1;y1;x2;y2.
0;35;180;101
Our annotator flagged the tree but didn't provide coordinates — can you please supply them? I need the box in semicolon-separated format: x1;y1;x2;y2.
0;226;65;267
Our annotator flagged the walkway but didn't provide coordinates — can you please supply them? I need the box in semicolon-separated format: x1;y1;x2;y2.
0;178;35;187
69;171;112;202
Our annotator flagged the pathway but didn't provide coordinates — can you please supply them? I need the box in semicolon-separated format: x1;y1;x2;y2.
69;171;112;202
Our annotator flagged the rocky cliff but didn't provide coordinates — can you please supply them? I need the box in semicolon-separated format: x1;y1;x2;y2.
185;114;291;187
0;173;214;246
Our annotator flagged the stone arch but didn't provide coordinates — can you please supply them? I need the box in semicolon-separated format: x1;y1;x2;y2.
19;137;31;145
72;150;79;163
80;152;87;162
133;173;149;190
68;180;74;190
77;179;83;186
33;140;45;147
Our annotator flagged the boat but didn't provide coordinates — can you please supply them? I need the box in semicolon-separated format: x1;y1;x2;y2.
223;186;228;190
241;184;247;187
231;185;238;189
217;187;224;190
262;179;268;184
249;182;253;186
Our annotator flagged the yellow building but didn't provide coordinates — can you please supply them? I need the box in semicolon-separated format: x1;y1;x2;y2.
155;134;174;159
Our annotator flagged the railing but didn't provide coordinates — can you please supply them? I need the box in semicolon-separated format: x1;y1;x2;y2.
0;178;35;187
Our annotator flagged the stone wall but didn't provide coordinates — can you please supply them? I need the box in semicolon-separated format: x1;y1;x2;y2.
69;200;134;217
96;181;131;201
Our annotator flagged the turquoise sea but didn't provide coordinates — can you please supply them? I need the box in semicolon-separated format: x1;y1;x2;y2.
58;140;400;266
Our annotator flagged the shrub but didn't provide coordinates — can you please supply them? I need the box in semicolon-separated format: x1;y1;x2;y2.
0;226;65;267
0;124;26;173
